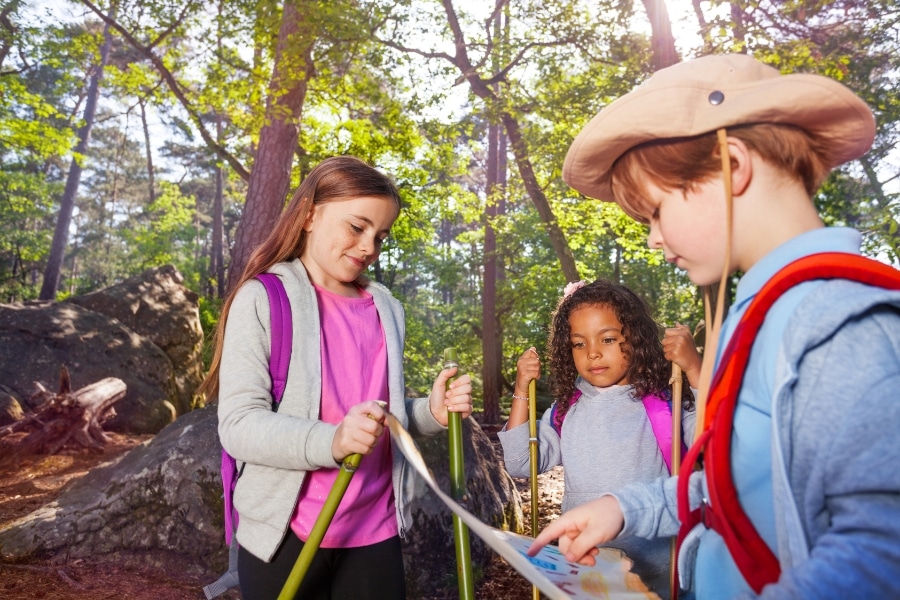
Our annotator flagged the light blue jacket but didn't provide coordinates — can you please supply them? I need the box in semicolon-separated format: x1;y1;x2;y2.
217;259;444;562
611;229;900;598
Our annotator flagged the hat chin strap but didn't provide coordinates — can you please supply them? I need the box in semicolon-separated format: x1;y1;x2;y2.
693;128;734;440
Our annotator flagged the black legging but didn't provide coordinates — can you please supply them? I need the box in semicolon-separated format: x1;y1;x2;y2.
238;532;406;600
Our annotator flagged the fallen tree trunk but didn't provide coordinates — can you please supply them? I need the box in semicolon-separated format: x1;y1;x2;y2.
0;372;126;454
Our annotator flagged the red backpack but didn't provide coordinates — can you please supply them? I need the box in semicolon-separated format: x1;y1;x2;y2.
675;253;900;594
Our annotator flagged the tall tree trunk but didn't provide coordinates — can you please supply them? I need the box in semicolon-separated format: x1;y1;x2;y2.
640;0;679;70
211;0;226;299
213;145;226;298
481;118;503;424
439;0;579;284
226;0;315;292
480;7;509;425
138;96;155;203
39;9;115;300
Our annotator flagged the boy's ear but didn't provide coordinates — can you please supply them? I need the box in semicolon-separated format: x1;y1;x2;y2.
727;137;753;197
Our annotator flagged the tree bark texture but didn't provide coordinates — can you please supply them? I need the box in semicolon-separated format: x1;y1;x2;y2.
640;0;679;70
226;0;315;292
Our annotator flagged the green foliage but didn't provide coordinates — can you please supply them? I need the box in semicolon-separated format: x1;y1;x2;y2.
3;0;897;418
198;294;223;369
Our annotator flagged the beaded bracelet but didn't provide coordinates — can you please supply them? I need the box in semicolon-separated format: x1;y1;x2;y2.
511;394;529;402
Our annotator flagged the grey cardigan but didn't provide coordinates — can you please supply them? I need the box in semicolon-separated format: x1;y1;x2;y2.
217;259;444;561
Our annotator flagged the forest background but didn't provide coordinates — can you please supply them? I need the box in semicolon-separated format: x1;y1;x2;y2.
2;0;898;423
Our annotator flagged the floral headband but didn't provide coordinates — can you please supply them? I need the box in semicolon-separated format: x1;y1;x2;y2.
563;280;587;298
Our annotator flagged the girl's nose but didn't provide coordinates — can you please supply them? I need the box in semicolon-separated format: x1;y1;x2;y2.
359;235;376;255
647;221;663;250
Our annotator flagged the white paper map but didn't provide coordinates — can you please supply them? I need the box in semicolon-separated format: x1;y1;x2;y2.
386;415;660;600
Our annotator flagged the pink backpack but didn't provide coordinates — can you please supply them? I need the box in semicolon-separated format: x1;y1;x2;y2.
204;273;292;599
551;388;685;474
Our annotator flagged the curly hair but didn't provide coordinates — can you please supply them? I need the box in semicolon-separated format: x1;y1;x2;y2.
546;279;694;425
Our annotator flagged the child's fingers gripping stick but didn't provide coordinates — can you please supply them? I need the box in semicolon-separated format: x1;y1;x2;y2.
515;347;541;390
429;365;474;425
332;400;387;461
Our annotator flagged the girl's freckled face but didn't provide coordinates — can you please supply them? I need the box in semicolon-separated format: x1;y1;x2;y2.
301;195;399;296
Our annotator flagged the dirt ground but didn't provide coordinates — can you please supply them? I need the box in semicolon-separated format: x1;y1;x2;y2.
0;428;564;599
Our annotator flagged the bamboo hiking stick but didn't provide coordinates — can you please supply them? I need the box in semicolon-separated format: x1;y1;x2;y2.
528;378;540;600
277;401;387;600
669;363;683;600
443;348;474;600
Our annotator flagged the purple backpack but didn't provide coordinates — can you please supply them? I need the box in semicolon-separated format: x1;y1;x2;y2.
204;273;292;600
550;389;686;474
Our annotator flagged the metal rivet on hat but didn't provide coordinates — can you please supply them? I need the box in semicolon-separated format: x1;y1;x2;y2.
708;90;725;105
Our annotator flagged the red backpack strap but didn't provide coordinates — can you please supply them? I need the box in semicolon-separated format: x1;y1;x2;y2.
698;252;900;593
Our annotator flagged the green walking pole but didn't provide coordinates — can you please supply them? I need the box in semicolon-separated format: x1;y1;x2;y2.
277;401;386;600
444;348;475;600
528;378;541;600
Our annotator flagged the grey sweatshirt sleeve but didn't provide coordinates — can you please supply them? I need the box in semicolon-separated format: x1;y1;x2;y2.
498;407;562;478
612;469;704;540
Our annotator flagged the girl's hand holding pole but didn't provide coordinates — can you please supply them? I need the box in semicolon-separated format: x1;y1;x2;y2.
515;348;541;395
331;400;387;463
663;323;702;389
527;495;625;566
429;366;473;426
507;348;540;430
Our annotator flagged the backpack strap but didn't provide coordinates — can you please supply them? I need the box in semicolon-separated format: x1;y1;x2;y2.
642;393;686;475
550;389;582;435
255;273;292;405
676;252;900;594
552;388;686;474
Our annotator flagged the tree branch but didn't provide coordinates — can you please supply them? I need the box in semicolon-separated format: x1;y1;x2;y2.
76;0;250;180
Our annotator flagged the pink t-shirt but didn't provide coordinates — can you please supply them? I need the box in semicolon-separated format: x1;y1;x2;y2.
290;285;397;547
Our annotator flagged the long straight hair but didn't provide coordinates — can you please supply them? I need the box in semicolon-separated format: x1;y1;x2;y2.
200;156;401;400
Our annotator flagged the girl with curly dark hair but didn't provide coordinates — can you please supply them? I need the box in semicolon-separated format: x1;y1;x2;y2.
498;278;698;599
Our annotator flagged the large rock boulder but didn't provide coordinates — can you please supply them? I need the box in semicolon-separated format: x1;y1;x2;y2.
0;301;177;433
67;265;204;417
0;408;523;598
0;266;204;434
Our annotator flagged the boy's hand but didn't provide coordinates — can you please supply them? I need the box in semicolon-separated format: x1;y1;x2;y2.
527;495;624;565
332;400;386;462
429;366;473;426
514;347;541;397
663;323;702;388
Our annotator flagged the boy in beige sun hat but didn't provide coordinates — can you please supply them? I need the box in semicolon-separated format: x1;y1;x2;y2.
529;53;900;599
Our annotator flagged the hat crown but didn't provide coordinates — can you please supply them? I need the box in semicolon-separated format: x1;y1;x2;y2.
648;53;780;91
562;53;876;202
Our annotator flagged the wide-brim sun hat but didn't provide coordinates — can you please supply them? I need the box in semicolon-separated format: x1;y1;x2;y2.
563;53;877;202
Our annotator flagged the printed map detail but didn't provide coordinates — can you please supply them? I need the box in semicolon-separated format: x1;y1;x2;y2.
386;414;660;600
